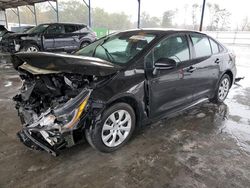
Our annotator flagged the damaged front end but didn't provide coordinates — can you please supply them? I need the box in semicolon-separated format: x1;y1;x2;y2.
16;87;91;156
12;52;120;156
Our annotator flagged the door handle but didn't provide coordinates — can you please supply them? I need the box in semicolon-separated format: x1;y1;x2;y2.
186;66;197;73
215;58;220;64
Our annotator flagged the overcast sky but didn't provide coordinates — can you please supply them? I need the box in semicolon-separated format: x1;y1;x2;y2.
68;0;250;28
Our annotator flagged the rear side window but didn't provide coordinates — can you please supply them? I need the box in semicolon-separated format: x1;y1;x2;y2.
191;35;212;58
209;38;219;54
64;25;78;33
77;25;88;33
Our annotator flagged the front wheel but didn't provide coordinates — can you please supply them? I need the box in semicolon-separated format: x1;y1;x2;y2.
22;44;39;52
85;103;136;152
211;74;231;103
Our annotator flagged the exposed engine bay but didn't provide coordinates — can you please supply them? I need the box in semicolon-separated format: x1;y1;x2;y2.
12;52;120;156
14;71;94;156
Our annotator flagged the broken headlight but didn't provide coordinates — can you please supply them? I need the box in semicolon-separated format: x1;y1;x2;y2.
31;89;91;131
54;91;91;129
56;95;89;129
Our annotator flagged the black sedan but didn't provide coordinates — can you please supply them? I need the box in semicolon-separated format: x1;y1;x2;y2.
12;29;236;155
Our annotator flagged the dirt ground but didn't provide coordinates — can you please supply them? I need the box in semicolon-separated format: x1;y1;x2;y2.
0;45;250;188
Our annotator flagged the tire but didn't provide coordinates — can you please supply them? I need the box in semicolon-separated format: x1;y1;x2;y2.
22;44;39;52
80;41;90;48
211;74;231;103
85;102;136;152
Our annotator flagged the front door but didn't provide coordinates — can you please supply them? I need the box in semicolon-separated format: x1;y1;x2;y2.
146;34;196;118
43;26;55;51
43;24;65;52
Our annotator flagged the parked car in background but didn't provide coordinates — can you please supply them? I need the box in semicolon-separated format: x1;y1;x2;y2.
0;23;97;53
22;26;35;33
11;26;35;33
0;25;14;42
12;29;236;155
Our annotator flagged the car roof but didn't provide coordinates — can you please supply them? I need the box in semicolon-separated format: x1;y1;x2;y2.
119;28;207;36
39;23;87;26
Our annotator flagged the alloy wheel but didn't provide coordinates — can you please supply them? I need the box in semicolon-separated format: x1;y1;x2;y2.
26;46;38;52
218;77;230;101
101;110;132;147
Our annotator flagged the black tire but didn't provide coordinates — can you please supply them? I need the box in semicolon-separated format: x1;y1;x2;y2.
22;44;39;52
85;102;136;152
80;41;90;48
211;74;231;104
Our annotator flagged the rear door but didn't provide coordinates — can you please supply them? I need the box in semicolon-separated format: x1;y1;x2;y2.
63;24;81;51
146;34;196;118
188;34;220;100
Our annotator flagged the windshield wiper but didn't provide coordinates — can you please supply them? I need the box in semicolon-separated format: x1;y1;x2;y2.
93;37;109;57
99;44;115;62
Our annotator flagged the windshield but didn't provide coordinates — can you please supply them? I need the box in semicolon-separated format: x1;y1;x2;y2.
26;24;49;34
76;32;156;65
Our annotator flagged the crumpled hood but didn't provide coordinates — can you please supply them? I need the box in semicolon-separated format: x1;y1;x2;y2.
12;52;122;76
0;30;13;37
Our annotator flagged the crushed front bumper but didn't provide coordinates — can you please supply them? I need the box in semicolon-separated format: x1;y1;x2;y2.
15;88;94;156
0;40;16;53
17;130;59;156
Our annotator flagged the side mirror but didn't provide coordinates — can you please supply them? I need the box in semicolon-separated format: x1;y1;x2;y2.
154;58;177;70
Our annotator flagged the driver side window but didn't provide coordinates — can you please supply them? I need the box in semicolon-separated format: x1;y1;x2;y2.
154;35;190;64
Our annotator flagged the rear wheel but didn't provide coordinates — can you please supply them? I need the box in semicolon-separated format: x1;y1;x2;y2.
85;103;136;152
80;41;90;48
211;74;231;103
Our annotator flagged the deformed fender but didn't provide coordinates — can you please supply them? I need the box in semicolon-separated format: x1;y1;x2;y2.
91;84;147;129
20;39;41;50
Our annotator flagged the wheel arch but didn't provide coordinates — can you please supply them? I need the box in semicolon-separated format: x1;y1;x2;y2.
105;95;144;128
20;40;40;50
80;39;91;45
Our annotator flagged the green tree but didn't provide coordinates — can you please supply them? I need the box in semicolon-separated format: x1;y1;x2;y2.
191;4;200;30
93;8;131;30
107;12;132;29
92;8;109;28
6;3;59;25
162;10;176;27
206;3;231;31
59;0;88;23
141;12;160;28
6;1;132;30
240;16;250;31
